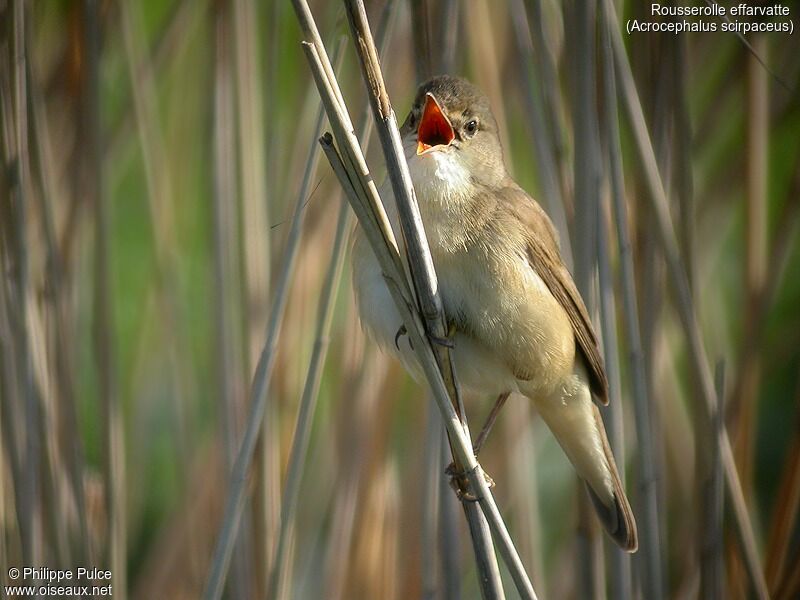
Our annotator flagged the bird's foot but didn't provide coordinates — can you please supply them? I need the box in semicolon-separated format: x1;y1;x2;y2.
428;322;457;349
445;462;494;503
394;324;412;351
395;323;456;351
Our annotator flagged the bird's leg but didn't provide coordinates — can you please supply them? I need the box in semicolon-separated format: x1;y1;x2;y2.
445;392;509;502
473;392;511;455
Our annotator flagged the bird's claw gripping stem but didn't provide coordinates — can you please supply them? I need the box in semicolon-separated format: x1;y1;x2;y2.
428;321;457;348
394;324;411;351
445;462;495;503
394;322;457;351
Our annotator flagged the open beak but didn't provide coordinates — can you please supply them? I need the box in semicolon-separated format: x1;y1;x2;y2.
416;93;454;155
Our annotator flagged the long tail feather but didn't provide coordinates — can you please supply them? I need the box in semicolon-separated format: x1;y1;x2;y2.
530;377;638;551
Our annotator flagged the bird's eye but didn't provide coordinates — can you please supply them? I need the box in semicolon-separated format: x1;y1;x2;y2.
407;112;417;127
464;119;478;137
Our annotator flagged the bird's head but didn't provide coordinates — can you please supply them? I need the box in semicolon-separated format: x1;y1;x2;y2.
401;75;507;193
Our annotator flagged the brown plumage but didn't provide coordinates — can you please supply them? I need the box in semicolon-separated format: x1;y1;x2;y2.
352;75;637;552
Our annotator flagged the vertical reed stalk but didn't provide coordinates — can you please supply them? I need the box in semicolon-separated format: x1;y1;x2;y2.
0;39;27;574
267;188;351;599
10;0;42;569
733;33;768;494
107;0;210;160
212;6;253;596
597;10;633;600
569;0;600;300
604;1;769;596
322;353;389;600
410;0;432;82
508;0;570;257
202;37;344;599
568;3;604;596
700;361;726;600
599;2;664;596
438;431;462;599
728;35;769;600
231;1;275;592
0;299;6;585
436;0;459;75
765;380;800;594
421;401;442;599
84;0;125;594
597;205;633;600
527;0;571;206
30;56;92;566
423;4;458;587
672;35;694;291
268;3;398;590
261;0;285;589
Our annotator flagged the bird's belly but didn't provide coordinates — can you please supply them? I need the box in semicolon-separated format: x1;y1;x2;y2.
437;250;575;397
352;229;516;396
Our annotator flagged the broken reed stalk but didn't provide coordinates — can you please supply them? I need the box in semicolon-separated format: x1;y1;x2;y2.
202;41;344;600
604;1;769;597
294;0;536;597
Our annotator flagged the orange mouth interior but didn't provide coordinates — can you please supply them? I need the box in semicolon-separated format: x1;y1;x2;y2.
416;94;454;155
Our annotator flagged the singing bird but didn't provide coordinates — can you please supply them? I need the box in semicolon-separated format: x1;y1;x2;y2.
351;75;637;551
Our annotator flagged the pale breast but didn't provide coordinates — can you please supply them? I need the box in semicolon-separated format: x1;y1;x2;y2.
434;239;576;397
352;148;575;399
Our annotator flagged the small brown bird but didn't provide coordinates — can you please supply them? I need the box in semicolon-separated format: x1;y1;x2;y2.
352;75;637;551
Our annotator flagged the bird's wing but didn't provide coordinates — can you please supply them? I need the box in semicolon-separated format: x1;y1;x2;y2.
499;184;609;404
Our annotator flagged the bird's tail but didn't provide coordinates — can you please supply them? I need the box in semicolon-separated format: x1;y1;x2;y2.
585;405;638;552
531;380;638;552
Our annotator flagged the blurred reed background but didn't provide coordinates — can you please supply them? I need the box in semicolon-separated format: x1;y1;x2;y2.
1;0;799;598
